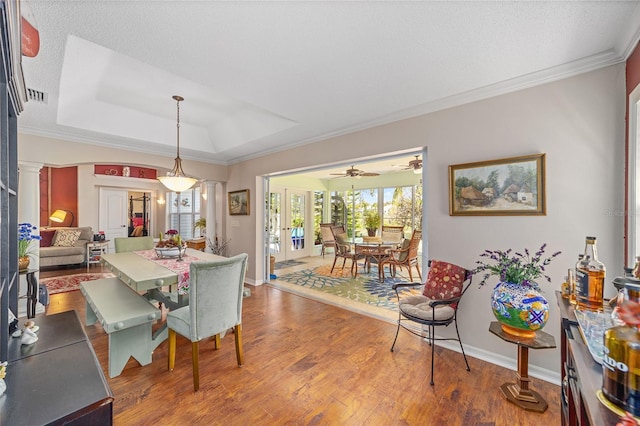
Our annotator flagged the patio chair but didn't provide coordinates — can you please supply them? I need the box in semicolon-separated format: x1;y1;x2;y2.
319;223;336;257
379;230;422;282
329;226;363;276
390;260;472;385
381;225;404;244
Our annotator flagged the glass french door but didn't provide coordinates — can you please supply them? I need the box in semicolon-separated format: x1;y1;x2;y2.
268;187;308;261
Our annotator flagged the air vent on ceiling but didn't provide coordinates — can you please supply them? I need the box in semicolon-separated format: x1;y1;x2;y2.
27;88;48;104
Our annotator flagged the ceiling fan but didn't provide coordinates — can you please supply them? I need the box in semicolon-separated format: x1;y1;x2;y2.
330;165;380;178
398;155;422;174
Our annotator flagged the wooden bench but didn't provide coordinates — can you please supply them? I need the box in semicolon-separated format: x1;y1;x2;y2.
80;277;161;378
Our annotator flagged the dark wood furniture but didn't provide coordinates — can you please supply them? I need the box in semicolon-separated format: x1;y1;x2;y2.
19;268;39;319
0;310;114;424
489;321;556;412
557;292;620;425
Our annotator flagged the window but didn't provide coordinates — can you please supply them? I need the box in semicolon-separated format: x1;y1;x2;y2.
168;186;201;240
383;185;422;234
313;191;324;245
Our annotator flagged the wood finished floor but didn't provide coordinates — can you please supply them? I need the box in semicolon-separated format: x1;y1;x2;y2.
40;264;561;425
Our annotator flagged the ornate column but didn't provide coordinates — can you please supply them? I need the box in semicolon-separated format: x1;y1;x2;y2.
205;181;217;253
17;161;44;317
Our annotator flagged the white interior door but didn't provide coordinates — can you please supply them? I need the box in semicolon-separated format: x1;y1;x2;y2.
268;187;309;261
99;188;128;253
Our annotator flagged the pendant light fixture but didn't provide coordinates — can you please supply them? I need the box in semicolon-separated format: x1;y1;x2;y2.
158;95;198;193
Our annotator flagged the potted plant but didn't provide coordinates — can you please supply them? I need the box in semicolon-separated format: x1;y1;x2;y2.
18;223;41;271
193;218;206;236
364;210;380;237
473;243;561;338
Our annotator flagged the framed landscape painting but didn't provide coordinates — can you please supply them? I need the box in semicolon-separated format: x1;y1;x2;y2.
228;189;250;215
449;153;546;216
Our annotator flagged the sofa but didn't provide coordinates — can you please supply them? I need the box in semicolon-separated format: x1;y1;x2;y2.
39;226;93;268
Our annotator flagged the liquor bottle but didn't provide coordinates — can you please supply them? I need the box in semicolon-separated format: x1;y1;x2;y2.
568;269;577;306
602;302;640;416
561;275;570;299
576;236;605;311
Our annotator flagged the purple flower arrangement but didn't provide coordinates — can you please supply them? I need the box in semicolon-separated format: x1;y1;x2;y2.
473;243;561;290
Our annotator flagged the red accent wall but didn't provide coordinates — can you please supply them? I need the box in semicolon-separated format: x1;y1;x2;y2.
39;167;49;226
625;41;640;263
40;166;78;227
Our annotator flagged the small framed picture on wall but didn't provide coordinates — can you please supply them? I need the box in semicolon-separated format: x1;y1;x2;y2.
228;189;250;215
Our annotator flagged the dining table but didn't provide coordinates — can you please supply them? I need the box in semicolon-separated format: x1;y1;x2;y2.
100;248;226;349
354;242;396;281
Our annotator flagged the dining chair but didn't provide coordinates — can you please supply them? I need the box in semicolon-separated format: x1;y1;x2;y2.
167;253;248;391
319;223;336;257
390;260;472;385
329;225;363;276
114;236;154;253
379;230;422;282
381;225;404;244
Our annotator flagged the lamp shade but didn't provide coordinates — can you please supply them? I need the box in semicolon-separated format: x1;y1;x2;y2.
49;209;67;223
413;166;422;174
49;209;74;226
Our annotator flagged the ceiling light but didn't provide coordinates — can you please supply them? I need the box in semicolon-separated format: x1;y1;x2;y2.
158;95;198;193
413;166;422;175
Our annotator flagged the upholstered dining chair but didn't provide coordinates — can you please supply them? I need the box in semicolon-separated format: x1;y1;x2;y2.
379;230;422;282
390;260;472;385
114;236;154;253
167;253;249;391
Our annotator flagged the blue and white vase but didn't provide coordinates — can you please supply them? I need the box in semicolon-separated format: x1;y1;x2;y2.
491;281;549;338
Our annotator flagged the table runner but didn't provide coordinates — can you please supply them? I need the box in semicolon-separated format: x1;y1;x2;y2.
134;249;194;295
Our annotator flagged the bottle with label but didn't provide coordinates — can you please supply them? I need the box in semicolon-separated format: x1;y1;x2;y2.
576;236;605;311
568;268;577;306
602;303;640;415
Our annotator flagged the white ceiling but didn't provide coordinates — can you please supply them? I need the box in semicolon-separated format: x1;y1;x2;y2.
18;1;640;166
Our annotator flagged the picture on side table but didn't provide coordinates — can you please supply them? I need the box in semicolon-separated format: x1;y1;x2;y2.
449;153;546;216
228;189;250;215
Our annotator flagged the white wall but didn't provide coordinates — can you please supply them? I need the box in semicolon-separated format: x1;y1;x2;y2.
228;64;627;375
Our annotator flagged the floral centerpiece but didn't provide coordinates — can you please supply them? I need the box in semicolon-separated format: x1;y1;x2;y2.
18;223;41;270
156;229;186;259
473;244;561;337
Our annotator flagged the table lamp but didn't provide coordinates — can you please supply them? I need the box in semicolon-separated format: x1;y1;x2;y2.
49;209;74;226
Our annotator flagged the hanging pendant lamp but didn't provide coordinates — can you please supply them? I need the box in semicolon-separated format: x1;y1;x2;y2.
158;95;198;193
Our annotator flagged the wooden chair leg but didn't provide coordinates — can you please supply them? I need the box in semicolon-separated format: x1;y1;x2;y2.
331;256;338;273
415;263;422;281
213;333;221;349
234;324;244;366
191;341;200;391
168;329;176;371
408;266;413;282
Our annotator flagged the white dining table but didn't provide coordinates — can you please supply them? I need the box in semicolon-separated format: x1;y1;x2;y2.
100;248;226;348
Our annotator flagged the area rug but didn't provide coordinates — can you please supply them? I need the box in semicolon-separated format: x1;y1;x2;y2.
40;272;115;295
274;263;422;313
274;259;306;270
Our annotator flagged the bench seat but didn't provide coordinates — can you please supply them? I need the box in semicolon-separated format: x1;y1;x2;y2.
81;277;161;378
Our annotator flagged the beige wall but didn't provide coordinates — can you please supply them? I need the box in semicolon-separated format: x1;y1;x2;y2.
228;64;627;377
17;64;626;378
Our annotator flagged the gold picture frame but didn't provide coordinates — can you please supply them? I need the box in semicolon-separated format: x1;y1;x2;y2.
228;189;250;215
449;154;546;216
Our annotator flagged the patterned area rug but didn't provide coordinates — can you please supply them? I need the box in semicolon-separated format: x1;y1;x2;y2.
276;263;423;312
40;272;115;295
274;259;306;270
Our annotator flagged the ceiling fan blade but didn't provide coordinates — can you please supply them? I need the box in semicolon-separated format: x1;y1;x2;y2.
360;172;380;176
